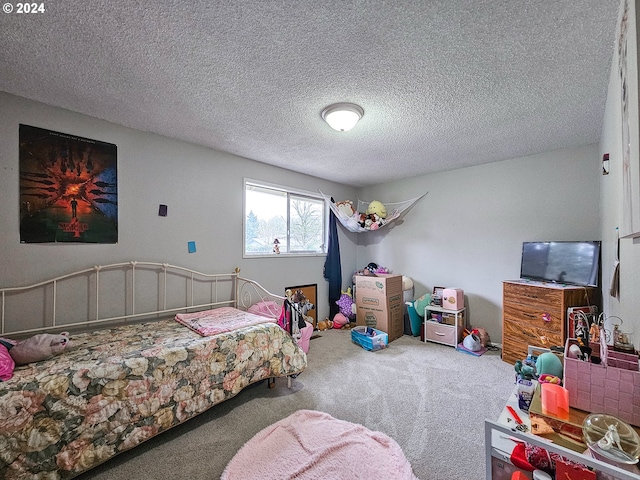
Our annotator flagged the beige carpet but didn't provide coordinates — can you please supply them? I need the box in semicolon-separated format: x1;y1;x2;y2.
76;330;515;480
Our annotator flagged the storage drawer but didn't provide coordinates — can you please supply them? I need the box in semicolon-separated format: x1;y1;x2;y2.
503;282;563;306
502;318;562;365
425;321;462;347
502;303;562;331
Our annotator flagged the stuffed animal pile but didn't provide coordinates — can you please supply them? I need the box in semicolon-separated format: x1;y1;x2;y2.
0;332;71;381
335;199;390;231
352;263;390;283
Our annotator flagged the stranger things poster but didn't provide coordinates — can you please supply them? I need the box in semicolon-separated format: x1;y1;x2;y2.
19;125;118;243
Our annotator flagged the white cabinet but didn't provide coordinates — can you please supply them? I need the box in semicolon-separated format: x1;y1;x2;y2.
423;305;466;347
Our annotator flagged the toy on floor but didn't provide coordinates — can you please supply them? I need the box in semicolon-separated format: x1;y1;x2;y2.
475;327;490;347
336;287;356;320
317;318;334;331
462;328;482;352
9;332;71;366
332;312;350;329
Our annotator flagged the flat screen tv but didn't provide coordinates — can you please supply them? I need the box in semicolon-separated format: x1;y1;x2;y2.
520;241;601;287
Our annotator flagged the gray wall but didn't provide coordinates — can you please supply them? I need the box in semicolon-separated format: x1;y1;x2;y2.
355;146;601;343
599;2;640;349
5;3;640;347
0;92;358;328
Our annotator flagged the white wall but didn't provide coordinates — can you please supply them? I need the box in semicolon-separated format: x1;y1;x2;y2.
0;92;358;326
356;146;601;343
599;0;640;347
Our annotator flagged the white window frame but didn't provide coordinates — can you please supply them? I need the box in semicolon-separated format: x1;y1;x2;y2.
243;178;327;258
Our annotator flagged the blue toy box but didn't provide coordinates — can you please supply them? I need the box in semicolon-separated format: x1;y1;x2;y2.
351;326;388;351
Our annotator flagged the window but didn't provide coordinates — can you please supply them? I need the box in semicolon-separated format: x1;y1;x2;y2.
244;180;326;256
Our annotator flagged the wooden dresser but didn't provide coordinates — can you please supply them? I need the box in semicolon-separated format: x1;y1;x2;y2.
502;281;596;365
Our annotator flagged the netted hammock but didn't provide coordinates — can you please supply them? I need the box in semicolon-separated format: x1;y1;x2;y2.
319;191;426;233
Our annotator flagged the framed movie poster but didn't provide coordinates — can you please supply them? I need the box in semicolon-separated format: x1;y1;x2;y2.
19;124;118;243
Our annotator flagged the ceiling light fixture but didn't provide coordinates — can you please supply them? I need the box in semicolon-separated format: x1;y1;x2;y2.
321;102;364;132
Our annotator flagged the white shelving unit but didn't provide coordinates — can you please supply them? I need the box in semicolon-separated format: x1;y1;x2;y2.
486;381;640;480
423;305;466;347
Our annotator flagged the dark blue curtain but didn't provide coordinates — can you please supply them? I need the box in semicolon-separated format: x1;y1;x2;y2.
323;202;342;319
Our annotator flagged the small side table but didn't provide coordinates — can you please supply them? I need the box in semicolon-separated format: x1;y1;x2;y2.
423;305;466;347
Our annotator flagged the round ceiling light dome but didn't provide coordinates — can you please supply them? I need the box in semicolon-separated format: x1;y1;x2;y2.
321;103;364;132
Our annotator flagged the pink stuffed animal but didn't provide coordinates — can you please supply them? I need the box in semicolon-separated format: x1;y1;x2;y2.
0;340;16;381
9;332;70;366
333;312;349;329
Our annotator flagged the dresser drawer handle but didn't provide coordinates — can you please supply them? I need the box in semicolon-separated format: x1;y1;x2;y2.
435;332;446;336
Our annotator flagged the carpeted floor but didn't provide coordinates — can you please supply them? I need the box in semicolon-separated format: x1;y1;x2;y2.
76;329;515;480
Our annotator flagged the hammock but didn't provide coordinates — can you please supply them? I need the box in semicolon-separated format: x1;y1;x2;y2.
319;191;426;233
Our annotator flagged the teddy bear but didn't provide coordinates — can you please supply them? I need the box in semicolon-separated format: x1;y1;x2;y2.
9;332;71;366
317;318;334;331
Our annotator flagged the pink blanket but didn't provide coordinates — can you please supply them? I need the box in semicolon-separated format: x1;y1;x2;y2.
175;307;271;336
221;410;418;480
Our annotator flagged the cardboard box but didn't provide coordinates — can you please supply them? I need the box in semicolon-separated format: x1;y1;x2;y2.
354;274;402;297
441;311;464;326
355;291;404;342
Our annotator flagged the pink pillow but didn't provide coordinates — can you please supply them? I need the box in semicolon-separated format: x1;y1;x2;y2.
0;341;15;381
248;301;281;319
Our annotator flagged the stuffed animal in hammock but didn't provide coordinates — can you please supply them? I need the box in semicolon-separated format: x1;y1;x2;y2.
9;332;71;366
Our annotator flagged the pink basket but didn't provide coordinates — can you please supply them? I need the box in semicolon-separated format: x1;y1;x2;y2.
563;338;640;427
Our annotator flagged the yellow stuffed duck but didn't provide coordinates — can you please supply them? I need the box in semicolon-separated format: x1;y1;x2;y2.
366;200;387;219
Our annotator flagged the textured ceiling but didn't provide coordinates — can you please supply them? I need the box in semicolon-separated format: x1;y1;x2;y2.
0;1;621;187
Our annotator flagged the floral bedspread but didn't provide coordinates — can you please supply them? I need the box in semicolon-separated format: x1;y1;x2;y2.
0;317;307;479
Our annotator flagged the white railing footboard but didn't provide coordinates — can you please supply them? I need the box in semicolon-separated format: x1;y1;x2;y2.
1;262;280;338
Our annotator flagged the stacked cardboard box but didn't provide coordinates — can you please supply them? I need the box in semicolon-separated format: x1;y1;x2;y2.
355;274;403;342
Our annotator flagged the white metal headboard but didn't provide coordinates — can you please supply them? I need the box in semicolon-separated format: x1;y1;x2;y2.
1;261;283;337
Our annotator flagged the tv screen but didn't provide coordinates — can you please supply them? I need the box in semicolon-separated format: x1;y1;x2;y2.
520;241;600;287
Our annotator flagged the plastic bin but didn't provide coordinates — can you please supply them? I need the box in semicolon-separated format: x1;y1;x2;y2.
402;287;415;335
405;301;422;337
351;326;388;351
